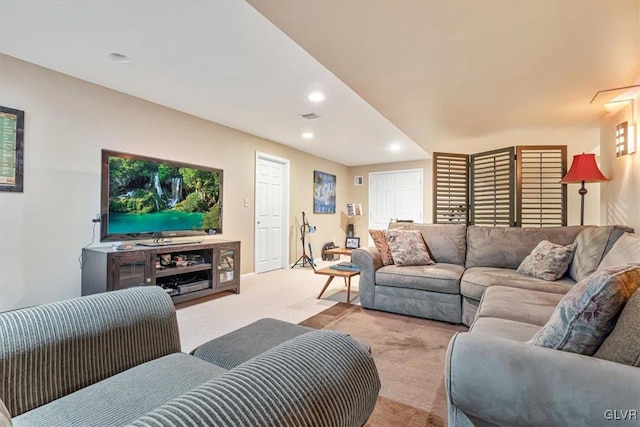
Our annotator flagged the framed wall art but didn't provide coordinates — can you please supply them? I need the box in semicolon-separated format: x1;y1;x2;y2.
313;170;336;214
345;236;360;249
0;106;25;192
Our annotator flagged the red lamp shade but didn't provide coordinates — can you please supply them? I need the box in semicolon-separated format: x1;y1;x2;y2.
560;153;608;183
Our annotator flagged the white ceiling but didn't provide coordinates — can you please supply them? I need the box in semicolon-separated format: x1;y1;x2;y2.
0;0;428;166
1;1;638;165
249;0;640;153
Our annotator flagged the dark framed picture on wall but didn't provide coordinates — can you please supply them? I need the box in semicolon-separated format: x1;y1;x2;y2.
0;106;25;192
313;170;336;214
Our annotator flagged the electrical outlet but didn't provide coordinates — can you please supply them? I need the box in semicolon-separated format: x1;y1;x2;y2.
244;198;249;207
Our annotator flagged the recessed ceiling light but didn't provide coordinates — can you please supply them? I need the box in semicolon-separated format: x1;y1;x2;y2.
388;143;402;152
302;132;314;139
108;52;131;64
308;92;325;102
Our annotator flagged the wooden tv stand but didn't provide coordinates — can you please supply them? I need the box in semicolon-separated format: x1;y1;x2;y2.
81;240;240;304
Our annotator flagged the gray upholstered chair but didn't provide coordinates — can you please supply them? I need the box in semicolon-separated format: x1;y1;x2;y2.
0;286;380;426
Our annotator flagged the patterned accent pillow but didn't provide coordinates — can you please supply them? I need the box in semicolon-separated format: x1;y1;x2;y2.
517;240;577;281
385;229;434;267
369;229;394;266
528;263;640;355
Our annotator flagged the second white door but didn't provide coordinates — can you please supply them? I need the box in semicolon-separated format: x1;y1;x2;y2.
369;169;423;235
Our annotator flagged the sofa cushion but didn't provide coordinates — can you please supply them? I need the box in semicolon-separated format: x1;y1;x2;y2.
528;264;640;355
461;267;575;301
12;353;227;427
476;286;563;326
470;317;542;342
376;263;464;294
192;318;314;369
385;229;434;266
465;225;585;269
369;229;395;266
595;232;640;272
375;285;462;323
594;289;640;366
569;226;615;281
517;240;576;281
389;222;467;265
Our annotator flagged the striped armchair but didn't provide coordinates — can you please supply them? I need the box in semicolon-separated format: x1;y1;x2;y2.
0;287;380;427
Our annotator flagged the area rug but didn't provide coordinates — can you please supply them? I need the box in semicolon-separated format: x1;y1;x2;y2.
299;303;468;427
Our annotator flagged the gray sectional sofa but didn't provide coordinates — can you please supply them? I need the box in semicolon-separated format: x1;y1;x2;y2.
352;223;632;326
0;287;380;427
445;285;640;427
445;232;640;426
354;223;639;426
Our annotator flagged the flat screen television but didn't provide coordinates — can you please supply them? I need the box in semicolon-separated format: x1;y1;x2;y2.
101;150;223;242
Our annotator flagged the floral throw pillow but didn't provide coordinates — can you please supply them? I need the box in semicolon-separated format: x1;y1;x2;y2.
369;229;395;266
517;240;577;281
385;229;434;266
528;263;640;355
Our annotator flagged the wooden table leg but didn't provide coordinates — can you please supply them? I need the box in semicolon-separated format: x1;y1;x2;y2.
346;276;351;303
317;276;335;299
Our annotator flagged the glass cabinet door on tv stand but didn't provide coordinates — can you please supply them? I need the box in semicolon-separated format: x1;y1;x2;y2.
109;252;152;290
217;247;237;288
215;244;240;290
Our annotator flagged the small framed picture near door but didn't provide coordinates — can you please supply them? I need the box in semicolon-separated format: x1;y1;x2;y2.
345;236;360;249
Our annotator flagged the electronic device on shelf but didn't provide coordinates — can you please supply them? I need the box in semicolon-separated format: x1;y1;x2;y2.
100;149;223;242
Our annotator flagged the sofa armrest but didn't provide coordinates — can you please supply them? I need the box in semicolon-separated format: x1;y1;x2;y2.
128;331;381;427
446;332;640;427
0;287;181;417
352;246;383;308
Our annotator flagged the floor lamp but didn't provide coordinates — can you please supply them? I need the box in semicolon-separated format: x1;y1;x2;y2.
560;153;608;226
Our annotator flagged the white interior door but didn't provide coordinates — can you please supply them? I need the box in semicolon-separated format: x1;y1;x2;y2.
369;169;423;242
369;172;395;230
255;153;289;274
395;170;423;221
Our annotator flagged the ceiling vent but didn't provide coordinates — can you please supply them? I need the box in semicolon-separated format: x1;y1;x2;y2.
299;112;321;120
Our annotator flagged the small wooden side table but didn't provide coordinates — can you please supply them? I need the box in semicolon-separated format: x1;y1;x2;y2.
323;247;355;257
314;266;360;303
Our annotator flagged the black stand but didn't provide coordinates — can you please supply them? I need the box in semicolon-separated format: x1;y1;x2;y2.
578;180;587;226
292;211;316;270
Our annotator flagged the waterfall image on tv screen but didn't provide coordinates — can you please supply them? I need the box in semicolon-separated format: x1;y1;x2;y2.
105;153;221;237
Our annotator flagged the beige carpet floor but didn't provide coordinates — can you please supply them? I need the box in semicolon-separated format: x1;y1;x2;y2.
300;303;468;427
176;260;356;352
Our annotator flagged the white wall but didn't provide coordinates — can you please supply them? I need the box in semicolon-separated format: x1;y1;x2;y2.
0;54;349;311
599;96;640;232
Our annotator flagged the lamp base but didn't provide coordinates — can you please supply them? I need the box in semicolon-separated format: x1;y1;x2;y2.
579;181;587;226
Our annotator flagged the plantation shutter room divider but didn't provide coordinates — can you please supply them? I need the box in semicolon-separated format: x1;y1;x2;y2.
433;145;567;227
516;146;567;227
470;147;516;227
433;152;469;224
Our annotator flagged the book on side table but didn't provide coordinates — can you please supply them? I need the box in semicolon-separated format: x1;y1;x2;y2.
329;262;360;272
